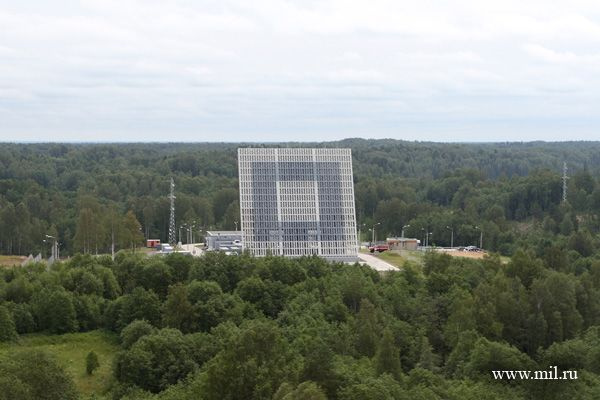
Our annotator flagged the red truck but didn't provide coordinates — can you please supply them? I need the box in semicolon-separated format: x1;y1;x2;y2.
369;244;389;253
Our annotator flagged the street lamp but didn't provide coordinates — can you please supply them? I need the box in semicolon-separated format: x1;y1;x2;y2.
357;223;366;247
427;232;433;247
401;224;410;238
44;234;58;260
475;226;483;249
371;222;381;244
191;221;197;244
446;226;454;248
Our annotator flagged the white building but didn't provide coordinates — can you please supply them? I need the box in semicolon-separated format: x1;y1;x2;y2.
205;230;243;254
238;148;358;262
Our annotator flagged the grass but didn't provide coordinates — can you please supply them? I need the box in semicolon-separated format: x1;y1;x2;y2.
0;330;120;398
0;255;26;267
376;251;406;268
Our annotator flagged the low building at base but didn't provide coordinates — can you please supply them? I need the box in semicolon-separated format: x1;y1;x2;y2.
206;231;243;254
387;237;419;251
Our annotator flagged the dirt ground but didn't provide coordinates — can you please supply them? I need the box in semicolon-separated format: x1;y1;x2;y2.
436;249;488;259
0;255;27;267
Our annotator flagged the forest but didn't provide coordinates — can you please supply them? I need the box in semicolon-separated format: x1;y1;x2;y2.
2;249;600;399
1;140;600;257
1;140;600;399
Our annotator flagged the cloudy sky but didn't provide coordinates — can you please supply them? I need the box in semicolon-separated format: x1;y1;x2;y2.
1;0;600;142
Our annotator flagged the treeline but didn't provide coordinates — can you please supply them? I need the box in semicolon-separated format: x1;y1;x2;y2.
2;141;600;256
2;251;600;399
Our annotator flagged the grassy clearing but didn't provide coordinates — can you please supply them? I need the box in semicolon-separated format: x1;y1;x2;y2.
0;330;120;398
0;255;26;267
376;251;406;268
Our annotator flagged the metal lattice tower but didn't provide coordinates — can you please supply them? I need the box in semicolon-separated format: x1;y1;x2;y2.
562;162;569;203
168;177;176;245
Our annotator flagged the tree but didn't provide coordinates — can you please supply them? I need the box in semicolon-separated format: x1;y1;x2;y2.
118;287;162;329
86;351;100;375
465;337;536;378
337;374;407;400
0;350;78;400
121;211;144;251
120;319;157;349
4;302;35;334
0;305;17;342
115;328;198;393
273;381;327;400
162;284;194;332
504;250;543;288
199;320;300;400
355;298;379;357
31;289;78;334
375;328;402;380
73;195;104;254
568;230;595;257
300;339;339;398
444;287;477;348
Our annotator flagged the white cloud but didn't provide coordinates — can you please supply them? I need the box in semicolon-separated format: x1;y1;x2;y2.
1;0;600;142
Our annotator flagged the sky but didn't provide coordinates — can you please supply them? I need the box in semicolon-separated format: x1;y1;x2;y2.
1;0;600;142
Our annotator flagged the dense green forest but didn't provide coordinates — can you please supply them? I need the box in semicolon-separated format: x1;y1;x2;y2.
1;140;600;256
2;251;600;399
2;140;600;399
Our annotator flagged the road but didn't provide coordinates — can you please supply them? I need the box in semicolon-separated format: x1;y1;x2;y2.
357;253;400;272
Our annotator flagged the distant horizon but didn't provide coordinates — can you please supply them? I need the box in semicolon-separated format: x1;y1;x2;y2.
2;138;600;145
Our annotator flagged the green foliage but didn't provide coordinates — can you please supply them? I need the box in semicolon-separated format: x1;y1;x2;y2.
120;319;158;349
2;220;600;399
354;298;380;357
375;328;402;379
4;302;34;334
0;350;78;400
273;381;328;400
4;140;600;257
115;328;199;393
31;288;78;333
162;284;194;332
86;350;100;375
337;373;407;400
117;287;162;330
199;319;300;400
0;305;17;342
464;337;536;378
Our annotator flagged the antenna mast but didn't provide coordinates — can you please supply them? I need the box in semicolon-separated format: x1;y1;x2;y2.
169;177;176;245
562;162;568;203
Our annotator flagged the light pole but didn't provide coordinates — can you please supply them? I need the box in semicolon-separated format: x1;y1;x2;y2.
427;232;433;247
42;239;51;259
446;226;454;248
475;226;483;249
190;221;197;243
358;223;366;247
371;222;381;244
44;234;58;260
401;224;410;238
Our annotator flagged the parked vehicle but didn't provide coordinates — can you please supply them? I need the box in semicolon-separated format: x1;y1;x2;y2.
465;246;480;252
369;244;389;253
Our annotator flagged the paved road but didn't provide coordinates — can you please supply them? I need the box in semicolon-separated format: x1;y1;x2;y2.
357;253;400;272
